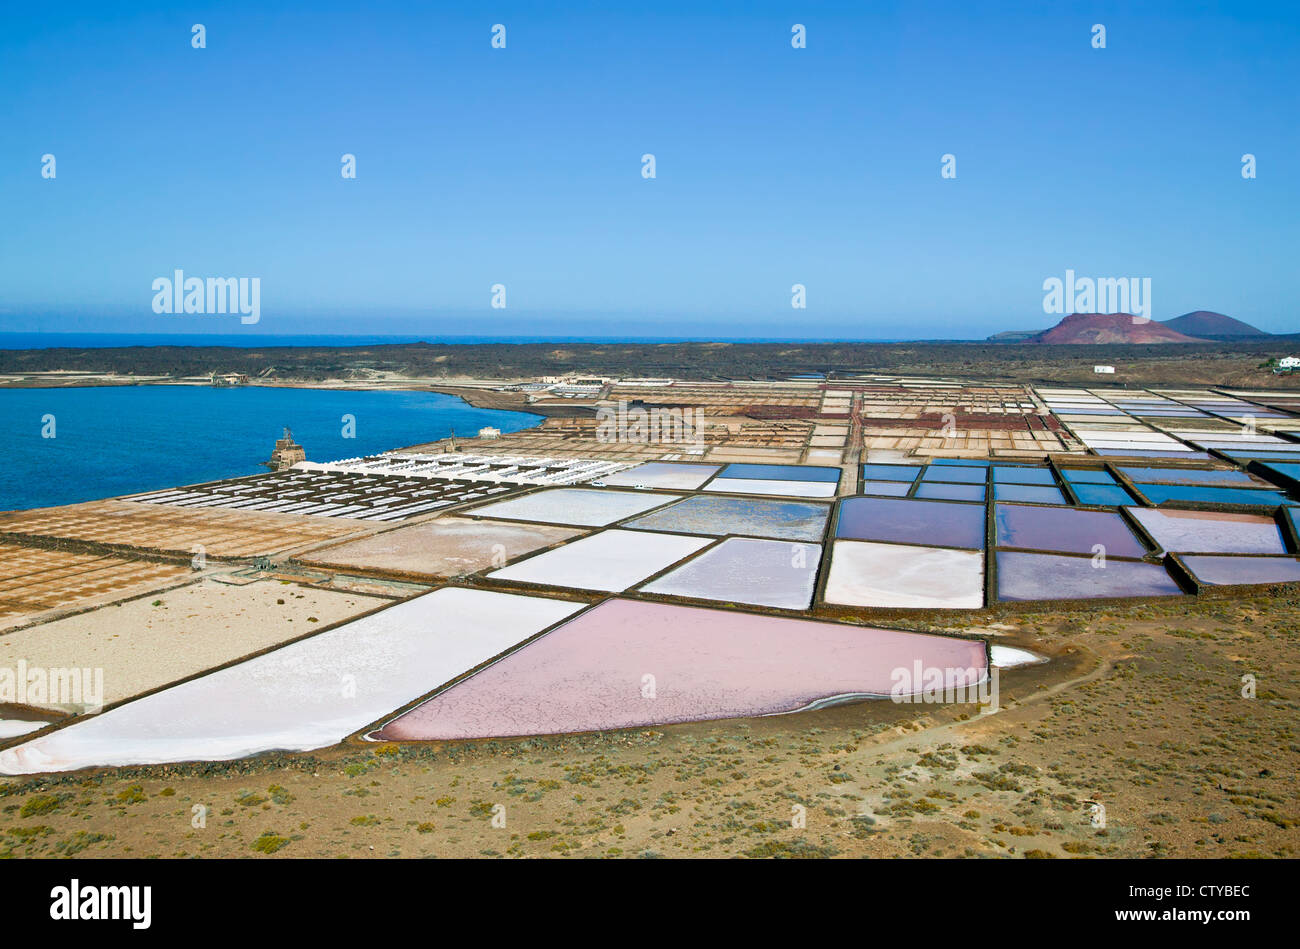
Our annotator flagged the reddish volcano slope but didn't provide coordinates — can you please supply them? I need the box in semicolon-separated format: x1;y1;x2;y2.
1027;313;1201;344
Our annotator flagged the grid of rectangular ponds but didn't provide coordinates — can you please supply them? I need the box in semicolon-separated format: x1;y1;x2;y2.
847;457;1300;604
454;458;1300;608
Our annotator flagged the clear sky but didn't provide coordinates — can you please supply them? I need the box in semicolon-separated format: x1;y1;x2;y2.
2;0;1296;339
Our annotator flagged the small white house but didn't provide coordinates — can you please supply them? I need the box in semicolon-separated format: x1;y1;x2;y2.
1094;365;1115;374
478;426;502;439
1277;356;1300;372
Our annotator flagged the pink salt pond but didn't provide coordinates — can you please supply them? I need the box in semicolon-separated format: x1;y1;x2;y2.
374;599;987;740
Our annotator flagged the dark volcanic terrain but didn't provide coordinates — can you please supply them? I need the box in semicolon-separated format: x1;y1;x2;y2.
2;338;1297;387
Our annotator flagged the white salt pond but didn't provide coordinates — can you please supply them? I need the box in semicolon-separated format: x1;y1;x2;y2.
488;529;712;592
465;487;678;526
598;462;719;490
823;540;985;609
704;477;838;498
989;645;1047;668
0;720;45;740
0;588;584;775
641;537;821;609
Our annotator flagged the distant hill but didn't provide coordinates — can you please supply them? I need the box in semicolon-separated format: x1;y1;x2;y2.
1162;310;1270;340
986;330;1039;343
1026;313;1201;345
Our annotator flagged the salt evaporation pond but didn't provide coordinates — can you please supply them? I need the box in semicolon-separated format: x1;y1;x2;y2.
623;495;829;541
300;517;585;577
598;462;719;490
1125;508;1286;554
996;552;1184;601
861;464;923;482
487;529;711;591
994;503;1147;558
993;484;1066;504
1131;483;1287;507
0;720;45;740
1071;483;1135;506
641;537;821;609
823;540;984;609
992;466;1057;485
704;477;837;498
920;466;986;485
717;463;840;483
915;482;985;502
375;599;988;740
1118;466;1256;487
861;481;912;497
1060;468;1118;485
466;487;677;526
836;497;986;549
989;645;1046;668
1180;555;1300;586
0;588;583;775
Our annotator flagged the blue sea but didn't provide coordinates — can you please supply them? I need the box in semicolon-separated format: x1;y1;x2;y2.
0;333;905;349
0;386;541;512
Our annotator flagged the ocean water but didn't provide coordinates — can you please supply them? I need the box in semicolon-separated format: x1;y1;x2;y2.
0;386;541;512
0;333;903;349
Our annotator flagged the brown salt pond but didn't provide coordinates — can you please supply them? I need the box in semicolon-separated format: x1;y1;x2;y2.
298;516;585;577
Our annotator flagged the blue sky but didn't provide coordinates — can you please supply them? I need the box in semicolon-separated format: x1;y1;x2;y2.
2;0;1296;339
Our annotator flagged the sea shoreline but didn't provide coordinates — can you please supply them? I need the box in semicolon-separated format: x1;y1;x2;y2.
0;375;590;419
0;385;549;512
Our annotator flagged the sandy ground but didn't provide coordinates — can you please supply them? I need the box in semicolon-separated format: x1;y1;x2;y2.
0;578;389;712
0;591;1295;858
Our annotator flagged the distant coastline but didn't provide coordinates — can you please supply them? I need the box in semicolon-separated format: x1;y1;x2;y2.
1;337;1297;389
0;374;591;419
0;332;913;349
